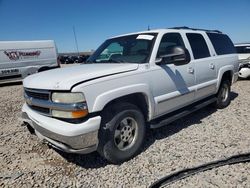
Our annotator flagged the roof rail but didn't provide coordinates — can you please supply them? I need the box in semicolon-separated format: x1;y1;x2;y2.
169;26;222;34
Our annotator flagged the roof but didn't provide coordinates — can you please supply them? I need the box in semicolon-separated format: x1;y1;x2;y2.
110;27;223;39
0;40;55;49
169;26;222;33
234;43;250;46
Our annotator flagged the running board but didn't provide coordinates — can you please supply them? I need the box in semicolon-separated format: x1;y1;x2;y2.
150;97;217;129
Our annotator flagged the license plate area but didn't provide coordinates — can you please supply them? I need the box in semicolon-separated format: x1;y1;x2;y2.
1;69;19;75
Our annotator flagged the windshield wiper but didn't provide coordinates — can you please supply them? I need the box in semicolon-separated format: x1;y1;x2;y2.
86;59;127;64
108;59;125;63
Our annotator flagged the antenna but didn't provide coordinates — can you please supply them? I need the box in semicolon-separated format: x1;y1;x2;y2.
73;26;80;56
148;25;150;31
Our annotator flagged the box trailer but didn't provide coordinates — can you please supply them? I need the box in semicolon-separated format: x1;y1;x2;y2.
0;40;60;84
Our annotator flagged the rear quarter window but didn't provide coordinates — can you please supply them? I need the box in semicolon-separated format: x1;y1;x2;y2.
207;33;236;55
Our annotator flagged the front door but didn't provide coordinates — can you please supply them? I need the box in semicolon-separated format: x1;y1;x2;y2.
151;33;196;116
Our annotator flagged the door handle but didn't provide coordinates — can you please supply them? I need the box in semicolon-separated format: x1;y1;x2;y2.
187;67;194;74
209;63;215;69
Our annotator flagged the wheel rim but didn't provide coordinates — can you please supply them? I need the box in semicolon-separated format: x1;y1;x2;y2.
221;84;229;102
114;117;138;151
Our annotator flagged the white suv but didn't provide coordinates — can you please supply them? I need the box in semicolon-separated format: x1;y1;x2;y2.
22;27;239;163
235;43;250;78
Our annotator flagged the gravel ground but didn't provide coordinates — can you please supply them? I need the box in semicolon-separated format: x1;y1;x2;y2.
0;80;250;187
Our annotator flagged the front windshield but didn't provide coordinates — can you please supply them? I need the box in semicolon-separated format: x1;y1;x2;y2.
87;33;157;64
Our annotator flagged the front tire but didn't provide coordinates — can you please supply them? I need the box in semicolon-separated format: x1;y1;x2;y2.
215;80;231;109
97;102;145;164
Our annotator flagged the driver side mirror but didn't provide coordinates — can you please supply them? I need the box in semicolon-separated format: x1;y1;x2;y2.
156;46;191;66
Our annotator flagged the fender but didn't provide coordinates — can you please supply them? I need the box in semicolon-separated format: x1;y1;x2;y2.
92;84;155;121
216;65;234;93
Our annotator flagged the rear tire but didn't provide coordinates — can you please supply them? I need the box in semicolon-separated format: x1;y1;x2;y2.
214;80;231;109
97;102;145;164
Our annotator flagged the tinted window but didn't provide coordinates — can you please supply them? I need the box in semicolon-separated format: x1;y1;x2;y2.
235;46;250;54
157;33;185;58
207;33;236;55
186;33;210;59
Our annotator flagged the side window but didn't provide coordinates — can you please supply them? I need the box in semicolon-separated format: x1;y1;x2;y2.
235;46;250;54
186;33;210;59
207;33;236;55
157;33;185;58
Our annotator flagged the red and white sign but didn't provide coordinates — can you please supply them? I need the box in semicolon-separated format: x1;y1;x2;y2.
4;50;41;61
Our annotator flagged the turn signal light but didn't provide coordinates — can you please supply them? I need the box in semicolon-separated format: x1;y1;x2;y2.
71;110;89;119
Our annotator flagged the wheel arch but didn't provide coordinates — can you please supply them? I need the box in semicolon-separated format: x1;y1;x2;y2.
216;66;234;93
92;84;155;121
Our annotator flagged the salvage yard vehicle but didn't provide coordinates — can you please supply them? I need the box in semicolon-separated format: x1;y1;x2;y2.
0;40;59;84
22;27;239;164
235;43;250;78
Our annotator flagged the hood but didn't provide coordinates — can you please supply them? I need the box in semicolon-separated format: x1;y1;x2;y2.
23;63;138;90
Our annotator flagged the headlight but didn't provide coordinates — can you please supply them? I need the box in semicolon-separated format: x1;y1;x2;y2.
51;92;88;119
52;92;85;103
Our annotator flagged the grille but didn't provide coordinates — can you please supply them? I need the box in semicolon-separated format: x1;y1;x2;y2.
25;89;50;101
25;88;51;115
30;105;50;114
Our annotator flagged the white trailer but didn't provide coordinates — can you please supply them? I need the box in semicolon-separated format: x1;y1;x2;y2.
0;40;60;84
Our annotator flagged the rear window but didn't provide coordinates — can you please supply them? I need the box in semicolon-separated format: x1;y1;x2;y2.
207;33;236;55
186;33;210;59
235;46;250;54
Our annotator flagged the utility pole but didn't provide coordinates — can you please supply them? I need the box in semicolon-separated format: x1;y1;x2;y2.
73;26;80;56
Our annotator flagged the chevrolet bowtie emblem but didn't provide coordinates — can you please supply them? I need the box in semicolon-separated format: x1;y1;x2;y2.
26;97;33;105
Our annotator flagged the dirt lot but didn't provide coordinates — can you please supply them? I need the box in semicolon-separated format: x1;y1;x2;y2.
0;80;250;187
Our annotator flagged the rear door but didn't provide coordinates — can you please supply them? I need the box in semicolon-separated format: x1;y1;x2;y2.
186;32;216;100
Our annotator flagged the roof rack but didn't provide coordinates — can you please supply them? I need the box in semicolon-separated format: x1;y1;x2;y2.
169;26;222;34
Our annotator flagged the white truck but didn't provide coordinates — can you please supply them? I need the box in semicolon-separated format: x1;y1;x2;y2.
0;40;59;84
22;27;239;164
235;43;250;78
